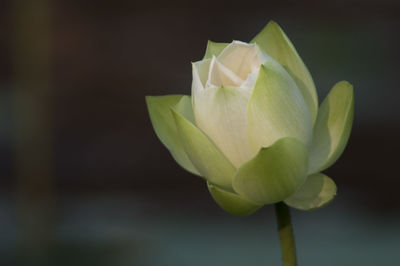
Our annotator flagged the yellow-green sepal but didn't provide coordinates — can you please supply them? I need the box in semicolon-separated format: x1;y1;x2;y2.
171;107;236;191
284;173;337;210
146;95;200;175
203;41;229;59
232;137;308;205
251;21;318;125
207;182;262;216
308;81;354;173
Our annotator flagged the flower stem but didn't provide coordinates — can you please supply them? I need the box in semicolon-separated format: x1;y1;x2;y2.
275;202;298;266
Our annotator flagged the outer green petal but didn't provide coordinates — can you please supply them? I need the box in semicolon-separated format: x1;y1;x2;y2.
233;137;308;205
207;182;262;216
203;41;229;59
171;108;236;191
308;81;354;173
174;95;195;124
146;95;200;175
284;173;337;210
251;21;318;125
247;62;312;151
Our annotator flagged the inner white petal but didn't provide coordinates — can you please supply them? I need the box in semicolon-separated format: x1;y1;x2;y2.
240;69;260;90
206;56;244;88
217;41;260;80
197;59;212;88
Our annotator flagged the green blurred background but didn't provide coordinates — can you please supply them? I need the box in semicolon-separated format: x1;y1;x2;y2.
1;0;400;265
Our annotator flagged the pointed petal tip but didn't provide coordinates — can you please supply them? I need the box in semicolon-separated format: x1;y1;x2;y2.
258;20;280;33
146;94;176;105
207;40;222;46
336;80;352;86
145;95;154;109
145;95;155;101
267;20;278;27
333;80;354;95
203;41;229;59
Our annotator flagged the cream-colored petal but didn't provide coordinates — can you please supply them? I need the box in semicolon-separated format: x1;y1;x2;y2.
238;44;280;90
240;70;259;90
217;41;260;80
206;56;244;88
192;59;211;91
193;86;254;168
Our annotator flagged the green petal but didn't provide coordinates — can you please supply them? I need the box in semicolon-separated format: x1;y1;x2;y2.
171;108;236;191
233;137;308;205
207;182;262;216
203;41;229;59
284;173;337;210
308;81;354;173
146;95;200;175
251;21;318;125
247;62;312;152
174;95;195;124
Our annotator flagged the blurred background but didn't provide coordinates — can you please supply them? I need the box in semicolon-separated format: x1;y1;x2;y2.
1;0;400;265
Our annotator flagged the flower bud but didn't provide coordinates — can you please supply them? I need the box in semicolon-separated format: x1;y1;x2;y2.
146;21;354;215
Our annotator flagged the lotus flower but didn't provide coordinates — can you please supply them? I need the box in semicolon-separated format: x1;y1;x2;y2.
146;21;354;215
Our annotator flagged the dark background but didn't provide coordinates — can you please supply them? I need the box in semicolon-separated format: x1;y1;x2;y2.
1;0;399;265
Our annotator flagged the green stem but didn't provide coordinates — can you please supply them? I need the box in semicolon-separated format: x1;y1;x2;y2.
275;202;298;266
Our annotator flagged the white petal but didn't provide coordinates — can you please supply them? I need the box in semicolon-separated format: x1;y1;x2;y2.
240;70;259;90
192;59;211;91
238;44;278;90
193;86;255;168
217;41;261;80
206;56;244;88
